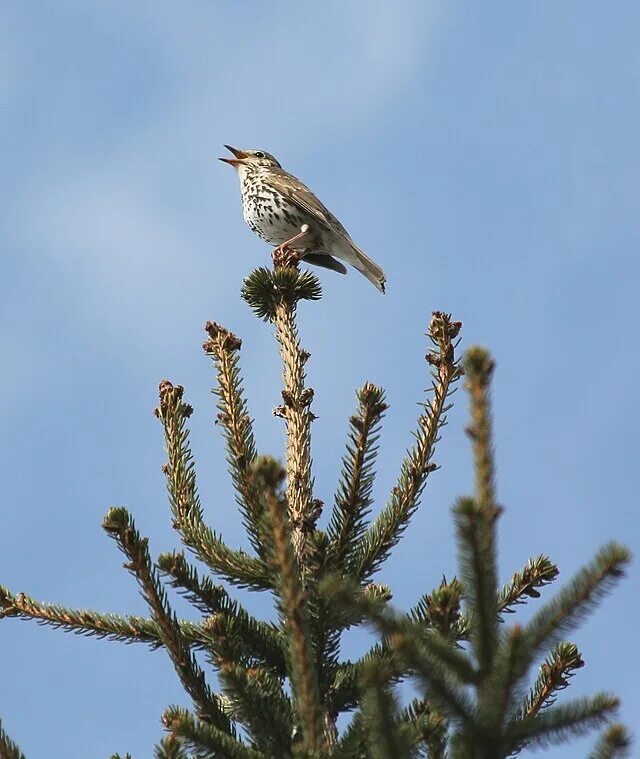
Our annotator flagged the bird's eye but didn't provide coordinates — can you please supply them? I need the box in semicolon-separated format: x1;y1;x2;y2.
254;151;265;159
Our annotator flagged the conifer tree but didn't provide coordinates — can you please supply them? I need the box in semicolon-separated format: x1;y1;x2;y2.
0;258;631;758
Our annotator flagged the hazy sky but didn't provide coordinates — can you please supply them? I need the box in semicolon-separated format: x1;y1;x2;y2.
2;3;639;756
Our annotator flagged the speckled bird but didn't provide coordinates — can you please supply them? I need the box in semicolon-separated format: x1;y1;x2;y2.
220;146;386;293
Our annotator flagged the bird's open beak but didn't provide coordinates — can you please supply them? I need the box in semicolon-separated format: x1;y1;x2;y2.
219;145;249;166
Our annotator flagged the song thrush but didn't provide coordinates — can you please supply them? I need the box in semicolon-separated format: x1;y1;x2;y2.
220;146;386;293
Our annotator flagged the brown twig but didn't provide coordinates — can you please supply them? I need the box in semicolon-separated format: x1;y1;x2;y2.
270;258;316;566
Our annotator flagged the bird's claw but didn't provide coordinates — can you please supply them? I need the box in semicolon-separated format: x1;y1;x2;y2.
272;244;300;269
272;225;309;269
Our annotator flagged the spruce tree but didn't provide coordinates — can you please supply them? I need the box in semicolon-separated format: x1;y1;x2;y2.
0;259;631;758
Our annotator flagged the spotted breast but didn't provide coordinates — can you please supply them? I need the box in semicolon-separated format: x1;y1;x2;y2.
240;170;314;248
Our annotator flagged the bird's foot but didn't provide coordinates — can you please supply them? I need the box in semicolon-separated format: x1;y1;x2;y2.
272;244;300;269
272;225;309;269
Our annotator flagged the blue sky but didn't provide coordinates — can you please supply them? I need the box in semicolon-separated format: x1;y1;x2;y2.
1;2;639;756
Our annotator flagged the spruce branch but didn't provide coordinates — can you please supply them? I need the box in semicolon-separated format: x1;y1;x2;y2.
241;266;322;322
180;524;272;592
300;528;343;734
0;585;209;650
408;576;466;640
390;629;476;727
154;735;188;759
351;312;463;581
163;706;263;759
361;661;417;759
517;642;585;720
203;321;266;556
275;286;316;563
320;579;393;634
257;461;323;754
242;265;321;566
587;724;632;759
332;712;366;759
317;581;393;724
523;542;630;659
498;555;559;616
157;552;287;674
506;693;620;751
157;551;230;615
401;699;448;759
461;346;501;678
330;576;467;717
203;606;287;677
408;558;557;648
327;383;388;568
323;574;476;725
476;625;528;748
453;496;499;678
329;578;464;718
327;597;469;721
464;347;498;512
0;719;25;759
155;380;272;591
155;378;199;525
218;665;294;755
1;258;630;759
329;642;397;715
102;507;231;734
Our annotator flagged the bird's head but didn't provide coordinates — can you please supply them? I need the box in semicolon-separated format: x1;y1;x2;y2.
219;145;282;170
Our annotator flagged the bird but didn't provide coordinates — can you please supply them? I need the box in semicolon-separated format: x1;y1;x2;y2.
220;146;386;293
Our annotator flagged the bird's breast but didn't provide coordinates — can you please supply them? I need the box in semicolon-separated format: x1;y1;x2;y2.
240;183;312;247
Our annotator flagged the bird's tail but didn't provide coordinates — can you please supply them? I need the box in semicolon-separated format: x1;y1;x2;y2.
351;244;386;294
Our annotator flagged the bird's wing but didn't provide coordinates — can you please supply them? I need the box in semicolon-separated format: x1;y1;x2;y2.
273;168;387;293
271;168;351;238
